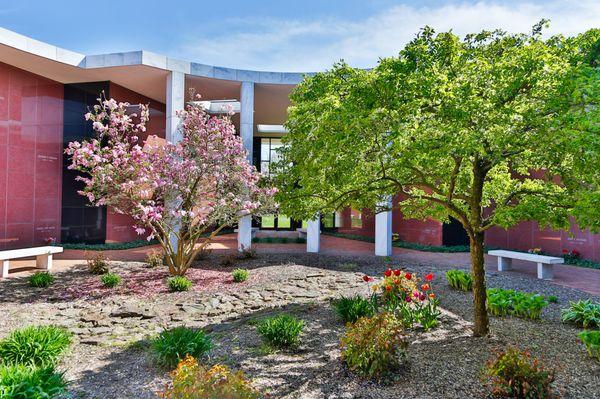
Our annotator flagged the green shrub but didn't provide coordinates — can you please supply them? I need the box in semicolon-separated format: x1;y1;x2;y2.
578;330;600;362
561;300;600;329
238;246;257;259
146;250;163;268
160;356;264;399
340;312;408;382
337;262;358;271
256;314;304;349
445;269;472;291
232;268;249;283
152;327;212;369
220;254;237;267
100;272;121;288
28;272;55;288
487;288;549;319
0;364;66;399
484;347;555;399
333;295;374;324
0;326;72;367
167;276;192;292
86;251;109;274
547;296;558;304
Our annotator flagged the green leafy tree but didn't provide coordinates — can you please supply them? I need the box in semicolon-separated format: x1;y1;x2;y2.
274;23;600;336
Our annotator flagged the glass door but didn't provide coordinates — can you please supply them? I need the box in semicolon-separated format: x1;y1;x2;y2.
256;137;296;230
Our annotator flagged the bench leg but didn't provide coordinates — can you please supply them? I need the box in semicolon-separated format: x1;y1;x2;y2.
537;263;553;280
36;254;53;271
497;257;512;272
1;260;8;278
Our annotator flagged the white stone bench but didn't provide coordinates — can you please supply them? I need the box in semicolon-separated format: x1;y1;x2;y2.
488;249;564;280
0;246;63;278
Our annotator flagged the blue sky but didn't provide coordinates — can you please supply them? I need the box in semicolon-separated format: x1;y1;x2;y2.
1;0;598;72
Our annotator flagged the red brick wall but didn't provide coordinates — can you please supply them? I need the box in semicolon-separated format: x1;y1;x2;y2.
0;62;63;249
486;222;600;262
104;82;165;243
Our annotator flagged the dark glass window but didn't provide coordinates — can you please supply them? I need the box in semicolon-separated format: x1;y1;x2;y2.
61;82;109;244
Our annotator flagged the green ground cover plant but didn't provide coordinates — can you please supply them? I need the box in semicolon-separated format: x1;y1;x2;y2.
251;236;306;244
0;364;67;399
578;330;600;362
60;239;158;251
232;268;249;282
0;325;72;367
27;272;55;288
333;295;374;324
152;327;212;369
561;300;600;328
340;312;408;382
101;272;122;288
445;269;473;291
167;276;192;292
256;314;304;350
487;288;549;319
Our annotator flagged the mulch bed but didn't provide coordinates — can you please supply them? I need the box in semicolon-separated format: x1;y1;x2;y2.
0;253;598;398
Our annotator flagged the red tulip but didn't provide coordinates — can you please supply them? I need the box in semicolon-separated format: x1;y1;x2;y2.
429;293;436;299
385;285;392;291
362;275;373;282
405;272;412;280
421;283;430;291
419;293;426;301
384;269;392;277
562;249;568;254
425;273;434;282
405;296;412;303
393;269;401;276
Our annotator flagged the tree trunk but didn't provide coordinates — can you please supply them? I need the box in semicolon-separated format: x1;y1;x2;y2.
470;231;489;336
469;157;490;336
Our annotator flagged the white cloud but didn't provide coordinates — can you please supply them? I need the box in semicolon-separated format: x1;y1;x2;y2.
177;0;600;72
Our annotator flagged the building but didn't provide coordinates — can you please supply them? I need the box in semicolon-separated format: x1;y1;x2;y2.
0;27;598;261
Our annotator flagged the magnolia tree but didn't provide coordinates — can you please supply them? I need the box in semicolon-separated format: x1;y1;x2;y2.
274;24;599;336
66;96;276;276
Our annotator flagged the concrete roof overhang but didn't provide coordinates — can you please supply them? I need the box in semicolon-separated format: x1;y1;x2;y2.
0;27;313;104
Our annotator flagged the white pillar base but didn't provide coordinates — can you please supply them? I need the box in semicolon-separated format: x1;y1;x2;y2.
1;260;9;278
375;200;393;257
237;216;252;252
537;263;554;280
306;218;321;253
497;257;512;271
36;254;52;271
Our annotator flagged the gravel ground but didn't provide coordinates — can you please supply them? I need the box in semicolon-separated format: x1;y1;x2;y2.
0;252;598;398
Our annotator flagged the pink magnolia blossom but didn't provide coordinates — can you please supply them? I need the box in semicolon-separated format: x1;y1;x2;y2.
66;94;276;275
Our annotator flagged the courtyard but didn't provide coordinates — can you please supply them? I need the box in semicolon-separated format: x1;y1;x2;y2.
0;4;599;399
1;237;599;398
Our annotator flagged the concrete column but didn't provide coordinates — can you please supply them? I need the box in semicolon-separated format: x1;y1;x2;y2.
165;71;185;250
238;81;254;251
166;71;185;143
307;217;321;253
240;81;254;162
375;197;393;256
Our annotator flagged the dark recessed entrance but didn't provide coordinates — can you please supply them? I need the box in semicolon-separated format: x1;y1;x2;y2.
442;217;470;247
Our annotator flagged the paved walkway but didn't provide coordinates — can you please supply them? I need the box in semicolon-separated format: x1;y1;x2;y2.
3;234;599;295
